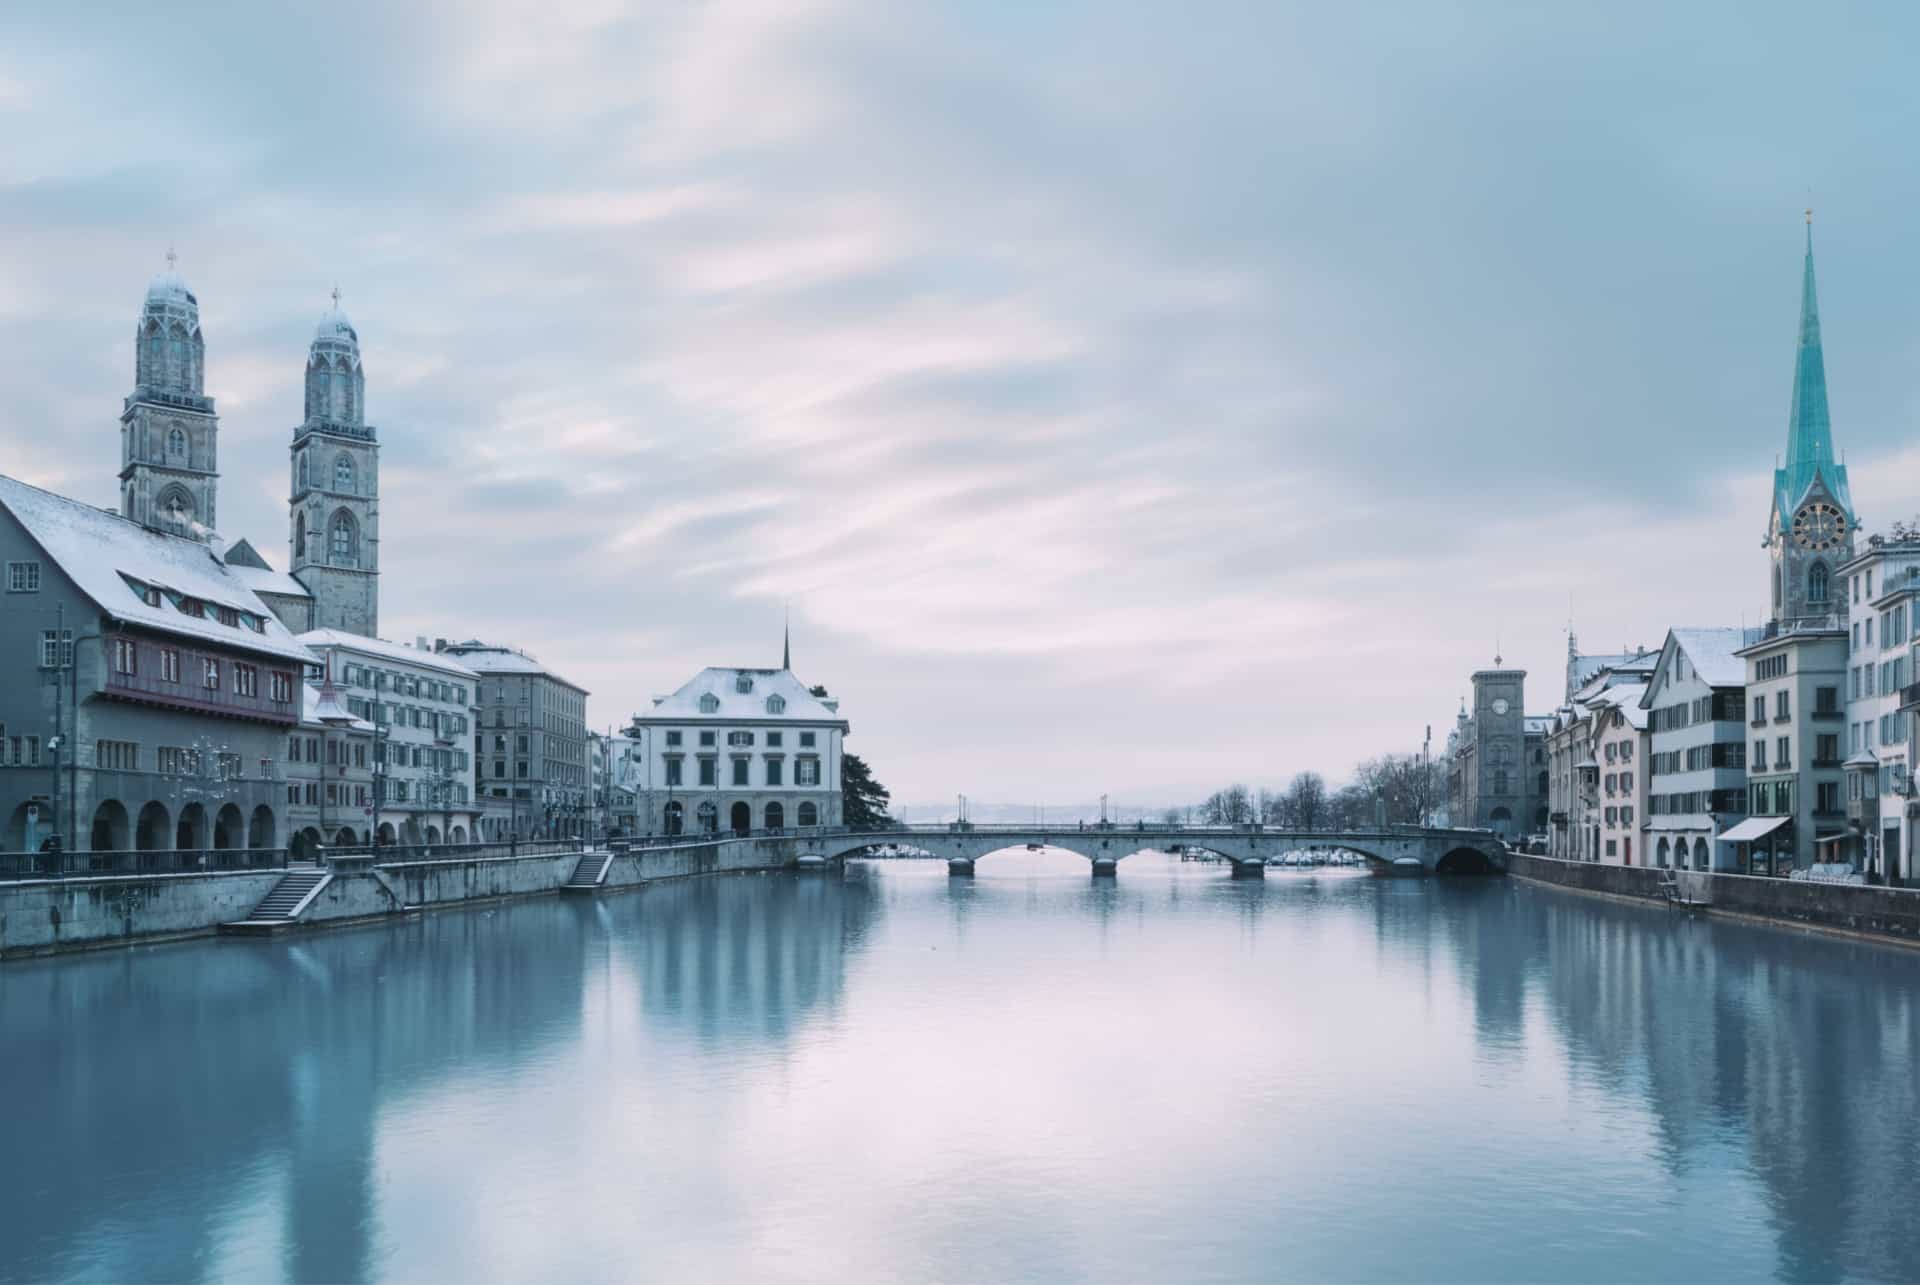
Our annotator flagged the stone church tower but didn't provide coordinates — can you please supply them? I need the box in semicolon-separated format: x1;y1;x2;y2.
119;254;219;532
289;292;380;636
1766;215;1856;625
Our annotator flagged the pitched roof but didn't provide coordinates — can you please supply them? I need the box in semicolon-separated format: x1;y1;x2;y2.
0;472;315;665
641;666;846;726
1641;628;1750;706
1588;682;1650;730
296;628;481;680
435;641;582;689
220;540;311;600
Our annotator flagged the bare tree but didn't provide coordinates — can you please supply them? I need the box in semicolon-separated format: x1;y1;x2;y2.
1285;772;1327;831
1352;753;1447;826
1201;784;1255;826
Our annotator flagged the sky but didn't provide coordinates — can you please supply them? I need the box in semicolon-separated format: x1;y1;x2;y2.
6;2;1920;810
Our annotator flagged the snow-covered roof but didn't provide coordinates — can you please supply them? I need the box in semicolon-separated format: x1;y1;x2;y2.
146;268;195;309
437;641;585;691
1589;682;1650;730
314;305;358;346
302;682;373;732
640;666;847;726
1670;627;1752;687
219;541;311;600
1523;715;1552;735
297;628;480;680
0;472;315;665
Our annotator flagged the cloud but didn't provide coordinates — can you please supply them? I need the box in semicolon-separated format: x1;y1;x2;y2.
2;1;1916;802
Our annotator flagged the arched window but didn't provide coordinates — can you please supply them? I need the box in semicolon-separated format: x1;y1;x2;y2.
797;801;818;827
297;453;309;490
145;328;162;381
166;428;187;461
696;800;718;834
766;694;786;715
294;511;306;561
698;693;719;714
1809;562;1830;605
334;454;354;492
329;511;356;565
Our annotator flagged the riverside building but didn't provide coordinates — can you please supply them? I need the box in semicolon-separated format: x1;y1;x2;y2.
1641;628;1749;871
441;640;590;840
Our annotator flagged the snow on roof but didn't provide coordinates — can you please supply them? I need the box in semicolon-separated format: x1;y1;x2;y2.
0;472;315;665
224;558;311;601
301;682;373;732
1668;627;1750;687
437;641;586;691
1588;682;1650;729
297;628;481;680
640;666;847;726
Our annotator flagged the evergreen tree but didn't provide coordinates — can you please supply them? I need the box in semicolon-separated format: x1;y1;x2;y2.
842;752;894;830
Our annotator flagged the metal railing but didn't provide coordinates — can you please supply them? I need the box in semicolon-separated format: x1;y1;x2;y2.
0;846;289;881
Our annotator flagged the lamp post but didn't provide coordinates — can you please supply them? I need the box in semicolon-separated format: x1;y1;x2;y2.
371;725;390;851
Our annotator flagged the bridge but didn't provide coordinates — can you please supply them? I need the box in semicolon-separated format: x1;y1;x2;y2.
777;824;1508;877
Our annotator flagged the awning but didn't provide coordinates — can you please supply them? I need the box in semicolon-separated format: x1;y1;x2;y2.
1719;816;1792;843
1815;832;1853;848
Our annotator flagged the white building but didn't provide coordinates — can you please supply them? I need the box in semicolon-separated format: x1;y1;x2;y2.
1589;682;1649;867
298;630;480;845
625;661;847;836
1641;628;1750;872
1838;540;1920;880
285;681;375;857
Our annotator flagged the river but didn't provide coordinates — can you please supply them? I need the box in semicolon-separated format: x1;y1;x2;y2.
3;850;1918;1283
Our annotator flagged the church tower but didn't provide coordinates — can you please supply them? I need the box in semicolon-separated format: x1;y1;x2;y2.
1767;213;1856;625
289;291;380;636
119;253;219;532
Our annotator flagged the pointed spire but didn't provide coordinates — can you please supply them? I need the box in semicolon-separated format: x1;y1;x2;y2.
782;610;791;671
1776;210;1851;518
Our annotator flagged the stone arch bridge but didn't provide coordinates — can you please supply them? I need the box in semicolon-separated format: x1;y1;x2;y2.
781;825;1507;877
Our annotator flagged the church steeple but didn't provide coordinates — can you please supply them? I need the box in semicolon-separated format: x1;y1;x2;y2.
119;252;219;533
1774;211;1853;520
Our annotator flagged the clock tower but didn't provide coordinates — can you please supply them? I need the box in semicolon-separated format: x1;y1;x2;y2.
1767;213;1855;626
1469;662;1527;836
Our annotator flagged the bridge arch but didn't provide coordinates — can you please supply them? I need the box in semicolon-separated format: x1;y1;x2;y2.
1434;847;1500;876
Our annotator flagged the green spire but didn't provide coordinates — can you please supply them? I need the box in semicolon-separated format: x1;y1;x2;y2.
1775;212;1852;520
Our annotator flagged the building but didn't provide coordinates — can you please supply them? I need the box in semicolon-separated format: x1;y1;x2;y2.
1545;641;1657;861
1726;218;1861;876
1642;628;1749;871
439;640;590;840
1445;662;1546;839
284;681;375;857
1588;682;1649;866
1837;539;1920;880
0;472;312;855
299;630;480;845
287;293;380;636
119;254;218;533
625;657;847;837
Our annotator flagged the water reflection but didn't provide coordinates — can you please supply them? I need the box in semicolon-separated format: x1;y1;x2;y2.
2;856;1918;1282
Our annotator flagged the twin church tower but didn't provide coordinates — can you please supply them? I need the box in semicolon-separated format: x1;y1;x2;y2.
117;256;380;637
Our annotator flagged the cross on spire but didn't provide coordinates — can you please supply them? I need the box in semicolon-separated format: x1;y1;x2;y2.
331;283;341;309
165;245;177;272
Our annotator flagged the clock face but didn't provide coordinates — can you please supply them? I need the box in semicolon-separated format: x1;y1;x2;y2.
1793;501;1848;552
1491;698;1510;716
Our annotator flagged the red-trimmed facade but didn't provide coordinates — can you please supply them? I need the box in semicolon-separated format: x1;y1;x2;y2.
102;627;303;727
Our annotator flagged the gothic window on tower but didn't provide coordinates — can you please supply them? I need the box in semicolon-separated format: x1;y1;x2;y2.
166;428;187;462
298;453;308;490
1809;562;1830;605
330;511;357;566
334;454;354;492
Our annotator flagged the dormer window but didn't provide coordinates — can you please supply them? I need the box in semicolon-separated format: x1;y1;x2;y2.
699;693;720;714
766;694;786;715
735;673;754;694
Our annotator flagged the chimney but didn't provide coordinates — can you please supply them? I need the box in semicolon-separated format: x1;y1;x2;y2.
416;635;428;650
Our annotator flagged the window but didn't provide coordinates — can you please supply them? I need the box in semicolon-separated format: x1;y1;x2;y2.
796;758;820;786
269;671;292;702
202;658;221;690
1776;736;1790;769
1753;741;1766;771
1816;685;1839;713
330;512;355;564
665;758;683;787
1750;696;1766;725
731;758;749;786
767;694;786;715
1810;562;1830;603
1816;781;1841;814
166;427;187;458
735;673;753;693
766;758;783;786
334;454;354;491
7;561;39;592
727;730;753;747
1775;690;1790;720
699;731;716;747
113;638;137;675
666;731;682;747
95;740;138;771
39;629;73;669
699;693;720;714
800;731;816;748
699;758;717;787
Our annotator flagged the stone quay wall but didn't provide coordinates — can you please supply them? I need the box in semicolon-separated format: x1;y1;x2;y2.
0;835;805;960
1505;851;1920;947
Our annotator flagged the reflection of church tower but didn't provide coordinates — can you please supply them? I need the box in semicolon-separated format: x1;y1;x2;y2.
290;290;380;636
1767;213;1856;626
119;253;219;532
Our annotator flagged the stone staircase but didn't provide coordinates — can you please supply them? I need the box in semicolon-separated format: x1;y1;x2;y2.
561;851;613;893
219;867;332;935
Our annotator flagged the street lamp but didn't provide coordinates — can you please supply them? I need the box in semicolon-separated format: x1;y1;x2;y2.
371;725;391;851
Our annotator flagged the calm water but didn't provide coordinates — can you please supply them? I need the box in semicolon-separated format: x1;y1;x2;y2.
5;851;1920;1283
